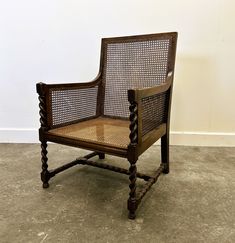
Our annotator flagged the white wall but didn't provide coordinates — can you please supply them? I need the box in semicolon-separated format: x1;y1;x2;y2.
0;0;235;145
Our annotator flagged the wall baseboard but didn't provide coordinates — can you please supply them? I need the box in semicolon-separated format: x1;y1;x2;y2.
0;128;235;147
170;131;235;147
0;128;39;143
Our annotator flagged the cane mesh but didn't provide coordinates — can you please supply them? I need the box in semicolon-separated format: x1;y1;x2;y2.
103;38;171;118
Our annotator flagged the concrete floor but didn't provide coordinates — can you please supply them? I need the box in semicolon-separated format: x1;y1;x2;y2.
0;144;234;243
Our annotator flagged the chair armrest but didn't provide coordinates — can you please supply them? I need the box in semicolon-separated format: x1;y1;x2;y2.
128;71;173;147
128;71;173;102
36;74;101;131
37;73;101;90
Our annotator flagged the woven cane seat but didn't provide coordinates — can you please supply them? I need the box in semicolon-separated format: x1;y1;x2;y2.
48;117;130;149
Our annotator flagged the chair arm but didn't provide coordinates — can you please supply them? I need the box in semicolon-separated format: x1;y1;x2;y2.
128;71;173;146
128;71;173;102
36;74;102;130
37;73;101;90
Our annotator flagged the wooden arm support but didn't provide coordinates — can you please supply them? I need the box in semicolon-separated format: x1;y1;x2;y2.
127;71;173;149
36;73;101;91
128;71;173;102
36;73;102;131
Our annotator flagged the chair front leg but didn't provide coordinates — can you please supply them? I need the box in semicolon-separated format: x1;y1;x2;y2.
127;95;139;219
128;157;137;219
40;140;50;188
37;83;50;187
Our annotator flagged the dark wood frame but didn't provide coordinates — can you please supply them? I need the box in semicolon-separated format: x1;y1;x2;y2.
36;32;178;219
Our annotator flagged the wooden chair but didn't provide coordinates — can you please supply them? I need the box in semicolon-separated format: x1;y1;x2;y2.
36;32;178;219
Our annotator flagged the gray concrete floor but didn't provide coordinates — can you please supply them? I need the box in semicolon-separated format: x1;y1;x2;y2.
0;144;234;243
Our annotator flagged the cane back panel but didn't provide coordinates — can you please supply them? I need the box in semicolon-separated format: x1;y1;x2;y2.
102;34;173;135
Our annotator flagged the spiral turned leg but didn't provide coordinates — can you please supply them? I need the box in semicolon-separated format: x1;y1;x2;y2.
127;100;138;219
128;158;137;219
40;141;50;188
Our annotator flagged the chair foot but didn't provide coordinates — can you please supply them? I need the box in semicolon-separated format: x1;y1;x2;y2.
128;212;136;220
98;153;105;159
162;164;169;174
128;198;137;220
42;182;49;188
41;170;50;189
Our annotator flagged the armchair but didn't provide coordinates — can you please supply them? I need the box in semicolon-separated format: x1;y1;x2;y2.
36;32;177;219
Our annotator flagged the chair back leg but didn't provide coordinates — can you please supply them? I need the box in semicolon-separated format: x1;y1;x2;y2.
98;152;105;159
161;133;170;174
